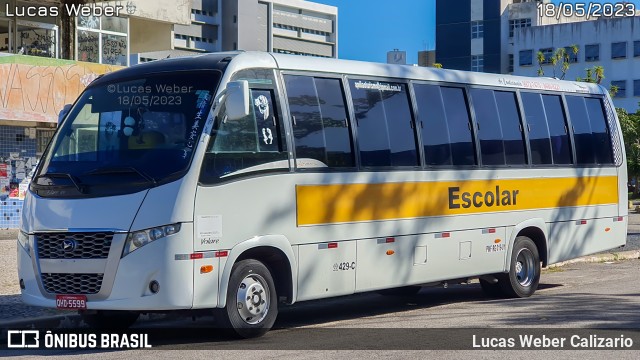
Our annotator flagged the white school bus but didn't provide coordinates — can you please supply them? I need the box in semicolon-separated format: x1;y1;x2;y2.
18;51;627;337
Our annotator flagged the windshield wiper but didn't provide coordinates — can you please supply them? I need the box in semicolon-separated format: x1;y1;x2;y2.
86;166;157;186
34;173;84;193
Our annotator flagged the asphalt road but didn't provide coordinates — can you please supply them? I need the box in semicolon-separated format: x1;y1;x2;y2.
2;259;640;358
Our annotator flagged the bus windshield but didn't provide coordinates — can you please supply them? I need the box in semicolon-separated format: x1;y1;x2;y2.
33;71;220;198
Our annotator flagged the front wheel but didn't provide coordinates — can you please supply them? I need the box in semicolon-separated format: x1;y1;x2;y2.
215;259;278;338
499;236;541;298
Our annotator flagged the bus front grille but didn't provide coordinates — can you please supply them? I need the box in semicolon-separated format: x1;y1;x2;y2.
36;232;113;259
41;273;104;294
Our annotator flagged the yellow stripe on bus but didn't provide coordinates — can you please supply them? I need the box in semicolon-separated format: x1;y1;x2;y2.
295;176;619;226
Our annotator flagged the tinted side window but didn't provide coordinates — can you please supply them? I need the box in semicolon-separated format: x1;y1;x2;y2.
494;91;526;165
566;96;614;165
440;87;476;165
349;80;419;167
470;88;506;165
284;75;354;168
584;98;613;164
413;84;452;166
521;92;552;165
565;96;596;164
541;95;572;164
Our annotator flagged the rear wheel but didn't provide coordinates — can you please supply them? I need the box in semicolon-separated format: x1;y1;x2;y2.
80;310;139;329
499;236;541;298
214;259;278;338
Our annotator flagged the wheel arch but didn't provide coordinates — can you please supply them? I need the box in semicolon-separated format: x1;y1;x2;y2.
505;219;549;269
218;235;297;308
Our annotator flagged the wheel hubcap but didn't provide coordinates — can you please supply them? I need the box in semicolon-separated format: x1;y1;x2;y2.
515;248;535;287
236;274;270;325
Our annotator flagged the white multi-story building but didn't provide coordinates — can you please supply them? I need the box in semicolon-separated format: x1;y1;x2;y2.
436;0;582;74
512;16;640;111
135;0;337;63
436;0;639;110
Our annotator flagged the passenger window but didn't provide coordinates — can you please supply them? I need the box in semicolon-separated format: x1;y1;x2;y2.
440;87;476;166
565;96;596;164
521;92;553;165
470;89;526;166
470;89;505;165
284;75;354;168
541;95;572;164
412;84;452;166
349;79;419;167
495;91;527;165
584;98;614;164
200;69;289;184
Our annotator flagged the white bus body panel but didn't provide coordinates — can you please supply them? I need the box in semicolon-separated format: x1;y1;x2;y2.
20;190;147;233
195;165;622;304
18;176;200;310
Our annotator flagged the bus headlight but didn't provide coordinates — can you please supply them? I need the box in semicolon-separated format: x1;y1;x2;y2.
17;230;30;257
122;223;181;257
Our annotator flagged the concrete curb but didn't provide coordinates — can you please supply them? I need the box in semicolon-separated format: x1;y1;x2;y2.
1;253;638;330
546;250;640;268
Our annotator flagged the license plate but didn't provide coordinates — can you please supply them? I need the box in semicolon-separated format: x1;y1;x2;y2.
56;295;87;310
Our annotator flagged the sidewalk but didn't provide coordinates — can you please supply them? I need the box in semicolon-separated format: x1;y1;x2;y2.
1;214;639;329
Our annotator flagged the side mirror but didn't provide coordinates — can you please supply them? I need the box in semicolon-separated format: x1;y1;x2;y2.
224;80;250;120
58;104;73;125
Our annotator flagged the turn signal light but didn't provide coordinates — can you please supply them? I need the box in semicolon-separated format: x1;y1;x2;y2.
200;265;214;274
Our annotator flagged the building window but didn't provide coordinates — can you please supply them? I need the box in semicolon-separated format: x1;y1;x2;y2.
539;48;554;64
519;49;533;66
471;21;484;39
471;55;484;72
508;54;514;72
16;22;59;58
611;80;627;97
634;41;640;57
585;44;600;62
564;46;578;63
634;80;640;97
76;16;128;66
509;18;531;38
611;42;627;59
36;129;55;155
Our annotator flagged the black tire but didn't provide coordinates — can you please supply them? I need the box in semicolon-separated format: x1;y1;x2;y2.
377;286;422;297
80;310;139;329
499;236;541;298
479;278;503;298
215;259;278;338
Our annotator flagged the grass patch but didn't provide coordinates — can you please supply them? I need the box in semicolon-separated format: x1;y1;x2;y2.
543;266;565;273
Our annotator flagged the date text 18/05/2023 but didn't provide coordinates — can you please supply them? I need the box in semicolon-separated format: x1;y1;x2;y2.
538;2;635;21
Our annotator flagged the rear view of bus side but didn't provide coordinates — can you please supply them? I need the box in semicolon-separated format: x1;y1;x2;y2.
19;52;627;338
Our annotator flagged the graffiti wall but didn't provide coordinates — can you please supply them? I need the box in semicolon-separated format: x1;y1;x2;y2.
0;54;123;123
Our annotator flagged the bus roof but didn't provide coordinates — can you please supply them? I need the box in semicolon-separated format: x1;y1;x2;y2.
96;51;605;96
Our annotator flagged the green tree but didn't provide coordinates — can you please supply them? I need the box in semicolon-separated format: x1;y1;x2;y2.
536;45;578;79
617;108;640;196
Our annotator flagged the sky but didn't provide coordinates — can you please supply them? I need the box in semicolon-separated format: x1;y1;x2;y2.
312;0;640;65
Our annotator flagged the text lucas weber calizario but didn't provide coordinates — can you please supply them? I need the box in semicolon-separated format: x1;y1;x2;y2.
4;4;123;17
